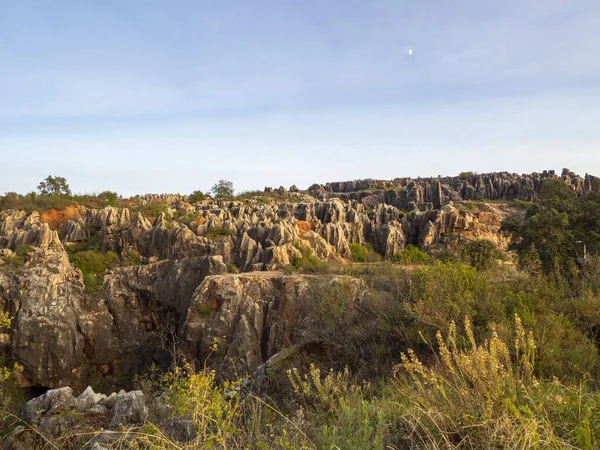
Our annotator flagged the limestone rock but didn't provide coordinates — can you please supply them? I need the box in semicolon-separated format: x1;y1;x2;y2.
76;386;107;411
181;273;364;378
22;387;77;426
2;248;87;387
107;390;148;428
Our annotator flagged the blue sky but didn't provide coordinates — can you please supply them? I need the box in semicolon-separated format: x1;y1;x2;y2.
1;0;600;196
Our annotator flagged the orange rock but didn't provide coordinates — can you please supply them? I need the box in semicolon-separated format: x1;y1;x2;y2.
296;220;313;234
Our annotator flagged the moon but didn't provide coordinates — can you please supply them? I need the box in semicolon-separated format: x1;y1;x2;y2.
408;49;413;56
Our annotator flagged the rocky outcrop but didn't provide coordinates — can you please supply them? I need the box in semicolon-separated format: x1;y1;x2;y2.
97;255;227;376
311;170;600;210
0;228;227;387
20;385;148;437
0;210;61;249
0;247;86;387
181;273;365;378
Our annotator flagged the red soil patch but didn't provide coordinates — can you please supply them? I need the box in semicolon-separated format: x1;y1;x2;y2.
40;206;82;231
296;220;314;235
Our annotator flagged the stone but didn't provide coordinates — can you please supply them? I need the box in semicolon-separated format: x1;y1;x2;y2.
181;273;364;378
107;390;148;428
22;387;77;426
76;386;107;411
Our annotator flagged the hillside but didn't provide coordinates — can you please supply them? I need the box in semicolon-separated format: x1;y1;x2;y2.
1;170;600;449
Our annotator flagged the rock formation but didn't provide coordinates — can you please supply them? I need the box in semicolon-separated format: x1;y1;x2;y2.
0;170;595;389
181;273;365;378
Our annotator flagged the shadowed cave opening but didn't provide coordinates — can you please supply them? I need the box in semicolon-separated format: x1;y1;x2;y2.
23;385;50;401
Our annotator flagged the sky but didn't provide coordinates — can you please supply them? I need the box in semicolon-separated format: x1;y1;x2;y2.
1;0;600;196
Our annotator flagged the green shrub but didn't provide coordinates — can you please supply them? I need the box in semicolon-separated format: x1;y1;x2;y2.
288;364;383;450
1;245;32;271
0;313;25;433
512;198;532;209
349;243;368;262
98;191;119;207
348;243;381;263
188;190;206;203
14;245;32;257
391;316;600;448
393;245;430;265
71;250;107;275
131;201;169;219
460;239;503;270
289;246;331;273
3;255;24;271
431;248;457;262
126;250;140;266
70;250;119;292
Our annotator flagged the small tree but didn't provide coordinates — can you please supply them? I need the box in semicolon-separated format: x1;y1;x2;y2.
188;190;206;203
37;175;71;196
461;239;501;270
211;179;234;198
98;191;119;206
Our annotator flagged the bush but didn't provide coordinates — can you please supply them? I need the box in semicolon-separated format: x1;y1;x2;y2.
120;364;312;449
3;255;24;271
0;313;25;433
188;190;206;203
126;250;140;266
349;243;368;262
288;364;383;450
70;250;119;292
289;246;332;274
98;191;119;207
393;245;430;265
460;239;503;270
512;198;532;209
348;243;381;263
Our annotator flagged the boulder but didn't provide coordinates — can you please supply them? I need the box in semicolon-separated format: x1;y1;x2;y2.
181;273;364;378
107;390;148;428
22;387;77;426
